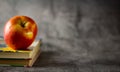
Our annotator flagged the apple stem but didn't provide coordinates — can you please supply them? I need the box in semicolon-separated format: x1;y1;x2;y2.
21;22;26;28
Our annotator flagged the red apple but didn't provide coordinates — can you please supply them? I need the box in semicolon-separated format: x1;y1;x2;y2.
4;16;38;50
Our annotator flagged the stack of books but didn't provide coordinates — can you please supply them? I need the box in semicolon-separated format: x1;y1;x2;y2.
0;38;41;67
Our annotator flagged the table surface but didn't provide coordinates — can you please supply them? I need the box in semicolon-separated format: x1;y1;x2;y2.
1;38;120;72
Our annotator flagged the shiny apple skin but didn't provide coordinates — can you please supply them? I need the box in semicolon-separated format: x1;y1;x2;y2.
4;16;38;50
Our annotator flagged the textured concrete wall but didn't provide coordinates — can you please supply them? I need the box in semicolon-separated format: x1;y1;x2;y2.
0;0;120;71
0;0;120;39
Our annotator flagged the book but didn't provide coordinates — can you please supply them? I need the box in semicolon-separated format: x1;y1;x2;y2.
0;49;40;67
0;38;41;67
0;39;41;59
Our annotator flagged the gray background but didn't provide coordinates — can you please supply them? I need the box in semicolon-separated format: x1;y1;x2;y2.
0;0;120;72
